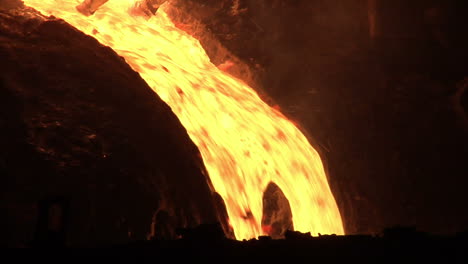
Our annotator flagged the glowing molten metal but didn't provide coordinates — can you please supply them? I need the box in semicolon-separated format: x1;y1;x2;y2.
23;0;344;239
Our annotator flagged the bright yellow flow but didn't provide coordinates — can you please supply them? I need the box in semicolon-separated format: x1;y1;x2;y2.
23;0;344;240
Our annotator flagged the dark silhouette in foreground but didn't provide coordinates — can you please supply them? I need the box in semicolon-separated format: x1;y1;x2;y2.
84;223;466;260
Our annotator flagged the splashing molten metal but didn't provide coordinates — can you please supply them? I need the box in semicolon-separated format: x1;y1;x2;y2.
23;0;344;240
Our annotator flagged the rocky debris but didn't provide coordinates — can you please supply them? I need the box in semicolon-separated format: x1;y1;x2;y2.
284;230;312;241
112;225;468;260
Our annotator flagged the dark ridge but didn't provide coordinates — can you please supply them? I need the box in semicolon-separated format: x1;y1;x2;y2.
0;5;226;247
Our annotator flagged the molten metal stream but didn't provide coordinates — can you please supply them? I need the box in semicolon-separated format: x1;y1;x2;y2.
23;0;344;239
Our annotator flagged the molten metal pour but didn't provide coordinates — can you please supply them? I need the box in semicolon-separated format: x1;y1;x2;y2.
22;0;345;240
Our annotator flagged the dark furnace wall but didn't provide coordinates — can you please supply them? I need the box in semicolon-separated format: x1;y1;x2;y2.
174;0;468;235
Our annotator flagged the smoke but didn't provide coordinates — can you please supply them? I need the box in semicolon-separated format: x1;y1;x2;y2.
0;0;23;10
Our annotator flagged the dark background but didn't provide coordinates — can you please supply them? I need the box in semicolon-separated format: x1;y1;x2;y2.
174;0;468;235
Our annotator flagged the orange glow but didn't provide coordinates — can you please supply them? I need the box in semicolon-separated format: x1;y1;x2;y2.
23;0;344;239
